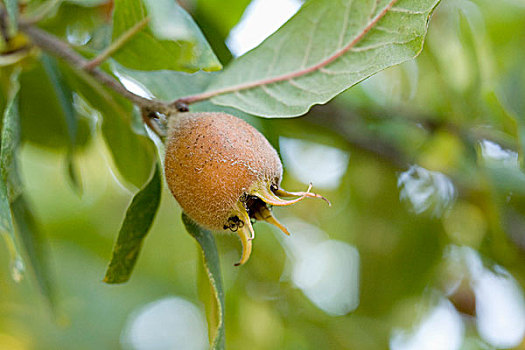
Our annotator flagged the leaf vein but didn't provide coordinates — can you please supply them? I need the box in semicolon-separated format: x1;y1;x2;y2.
390;7;427;14
260;85;294;107
338;0;354;49
288;79;321;95
374;25;402;34
351;38;417;52
368;0;380;21
301;9;324;69
268;33;291;76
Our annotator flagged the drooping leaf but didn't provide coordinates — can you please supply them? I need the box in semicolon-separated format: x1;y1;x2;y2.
0;70;20;265
182;213;225;350
18;59;91;150
10;195;55;307
60;63;156;189
104;165;161;284
500;65;525;171
18;62;69;148
111;0;221;72
0;72;7;112
1;72;22;200
40;54;82;191
198;0;441;117
0;70;55;308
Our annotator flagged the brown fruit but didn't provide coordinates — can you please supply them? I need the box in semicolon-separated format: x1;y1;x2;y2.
164;112;329;265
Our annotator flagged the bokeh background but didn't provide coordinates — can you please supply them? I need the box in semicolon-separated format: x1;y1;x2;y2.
2;0;525;349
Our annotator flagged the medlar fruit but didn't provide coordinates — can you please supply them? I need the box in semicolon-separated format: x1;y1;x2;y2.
164;112;328;265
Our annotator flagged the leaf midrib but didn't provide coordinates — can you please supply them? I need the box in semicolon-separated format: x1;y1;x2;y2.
180;0;399;104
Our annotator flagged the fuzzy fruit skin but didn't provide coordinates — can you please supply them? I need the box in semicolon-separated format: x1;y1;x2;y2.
164;112;282;231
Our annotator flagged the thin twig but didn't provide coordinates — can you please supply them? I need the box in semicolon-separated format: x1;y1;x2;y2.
84;17;150;71
19;22;174;119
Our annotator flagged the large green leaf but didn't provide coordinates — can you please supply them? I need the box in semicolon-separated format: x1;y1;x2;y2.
0;71;55;308
182;213;225;350
111;0;221;72
199;0;440;117
60;64;156;189
104;164;161;284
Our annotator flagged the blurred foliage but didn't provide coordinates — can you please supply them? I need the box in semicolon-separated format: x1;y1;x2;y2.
1;0;525;350
111;0;221;72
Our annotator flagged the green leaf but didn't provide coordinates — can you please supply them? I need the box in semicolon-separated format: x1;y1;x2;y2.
182;213;225;350
4;0;18;34
113;64;247;117
11;195;55;307
1;70;55;308
60;64;156;189
103;165;161;284
65;0;109;6
193;0;251;63
40;54;82;190
117;62;269;128
0;71;20;262
111;0;221;72
203;0;441;117
1;72;22;200
196;0;252;39
18;59;91;150
38;2;112;51
114;64;214;101
18;62;69;148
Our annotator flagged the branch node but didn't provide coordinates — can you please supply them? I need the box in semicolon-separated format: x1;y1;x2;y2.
174;101;189;112
141;108;166;139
